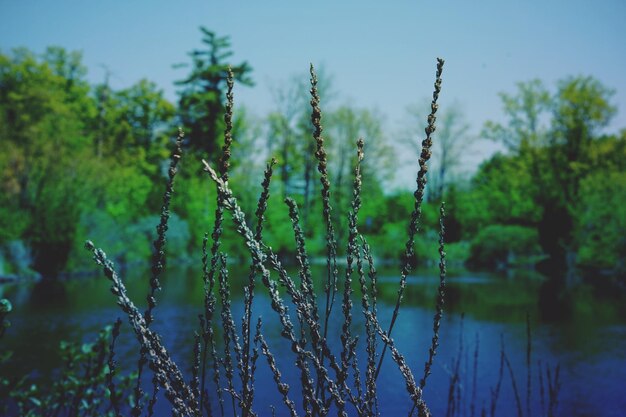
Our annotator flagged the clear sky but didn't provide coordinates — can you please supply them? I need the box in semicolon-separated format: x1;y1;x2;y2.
1;0;625;187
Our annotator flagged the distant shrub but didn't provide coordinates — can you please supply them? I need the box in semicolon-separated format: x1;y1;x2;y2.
468;224;542;269
0;320;136;417
67;211;190;271
576;171;626;276
0;298;11;338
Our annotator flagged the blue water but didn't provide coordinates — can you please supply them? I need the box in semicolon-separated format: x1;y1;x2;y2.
1;264;625;416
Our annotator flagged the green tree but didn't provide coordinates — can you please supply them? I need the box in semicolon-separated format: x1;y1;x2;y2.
175;27;253;161
0;47;95;278
482;76;618;279
92;79;174;157
89;77;176;216
0;47;178;277
461;153;541;233
573;133;626;277
115;79;175;148
483;79;551;152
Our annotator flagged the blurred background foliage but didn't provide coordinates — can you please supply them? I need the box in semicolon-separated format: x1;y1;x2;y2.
0;28;624;288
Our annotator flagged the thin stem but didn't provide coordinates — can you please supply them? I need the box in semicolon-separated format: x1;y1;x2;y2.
85;241;198;416
106;318;123;417
242;158;276;417
504;351;523;417
201;69;235;416
376;58;444;380
526;312;532;417
309;64;339;343
420;202;447;389
136;129;183;417
339;139;364;389
256;320;300;417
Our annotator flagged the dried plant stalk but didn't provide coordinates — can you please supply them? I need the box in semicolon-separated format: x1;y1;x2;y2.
339;139;364;390
310;64;340;342
85;242;199;416
106;318;123;417
80;58;494;417
365;309;430;417
242;158;276;417
203;160;359;417
376;57;445;379
145;128;184;325
256;320;300;417
421;202;447;389
355;240;378;416
138;129;184;417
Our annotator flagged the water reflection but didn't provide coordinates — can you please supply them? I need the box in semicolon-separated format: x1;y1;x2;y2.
1;264;624;416
29;279;68;309
538;278;573;322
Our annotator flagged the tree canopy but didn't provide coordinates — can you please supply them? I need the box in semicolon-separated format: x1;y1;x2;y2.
175;27;253;161
0;36;623;284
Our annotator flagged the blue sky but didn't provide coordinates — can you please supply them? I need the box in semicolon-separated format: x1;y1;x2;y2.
1;0;625;186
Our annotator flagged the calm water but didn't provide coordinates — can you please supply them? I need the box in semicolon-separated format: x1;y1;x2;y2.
1;263;625;417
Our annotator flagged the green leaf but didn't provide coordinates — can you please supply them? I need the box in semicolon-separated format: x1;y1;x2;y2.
28;397;42;407
0;299;12;313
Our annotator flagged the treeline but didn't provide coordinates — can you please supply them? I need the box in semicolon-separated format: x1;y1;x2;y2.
0;29;624;284
0;30;397;279
454;79;625;284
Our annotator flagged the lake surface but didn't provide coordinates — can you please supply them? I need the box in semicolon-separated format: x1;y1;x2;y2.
1;263;625;416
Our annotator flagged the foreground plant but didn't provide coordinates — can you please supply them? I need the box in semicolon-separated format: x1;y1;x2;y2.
82;60;448;417
0;298;11;339
0;321;136;417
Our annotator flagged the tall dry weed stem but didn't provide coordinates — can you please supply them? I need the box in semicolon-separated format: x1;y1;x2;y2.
87;58;459;417
375;57;445;380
